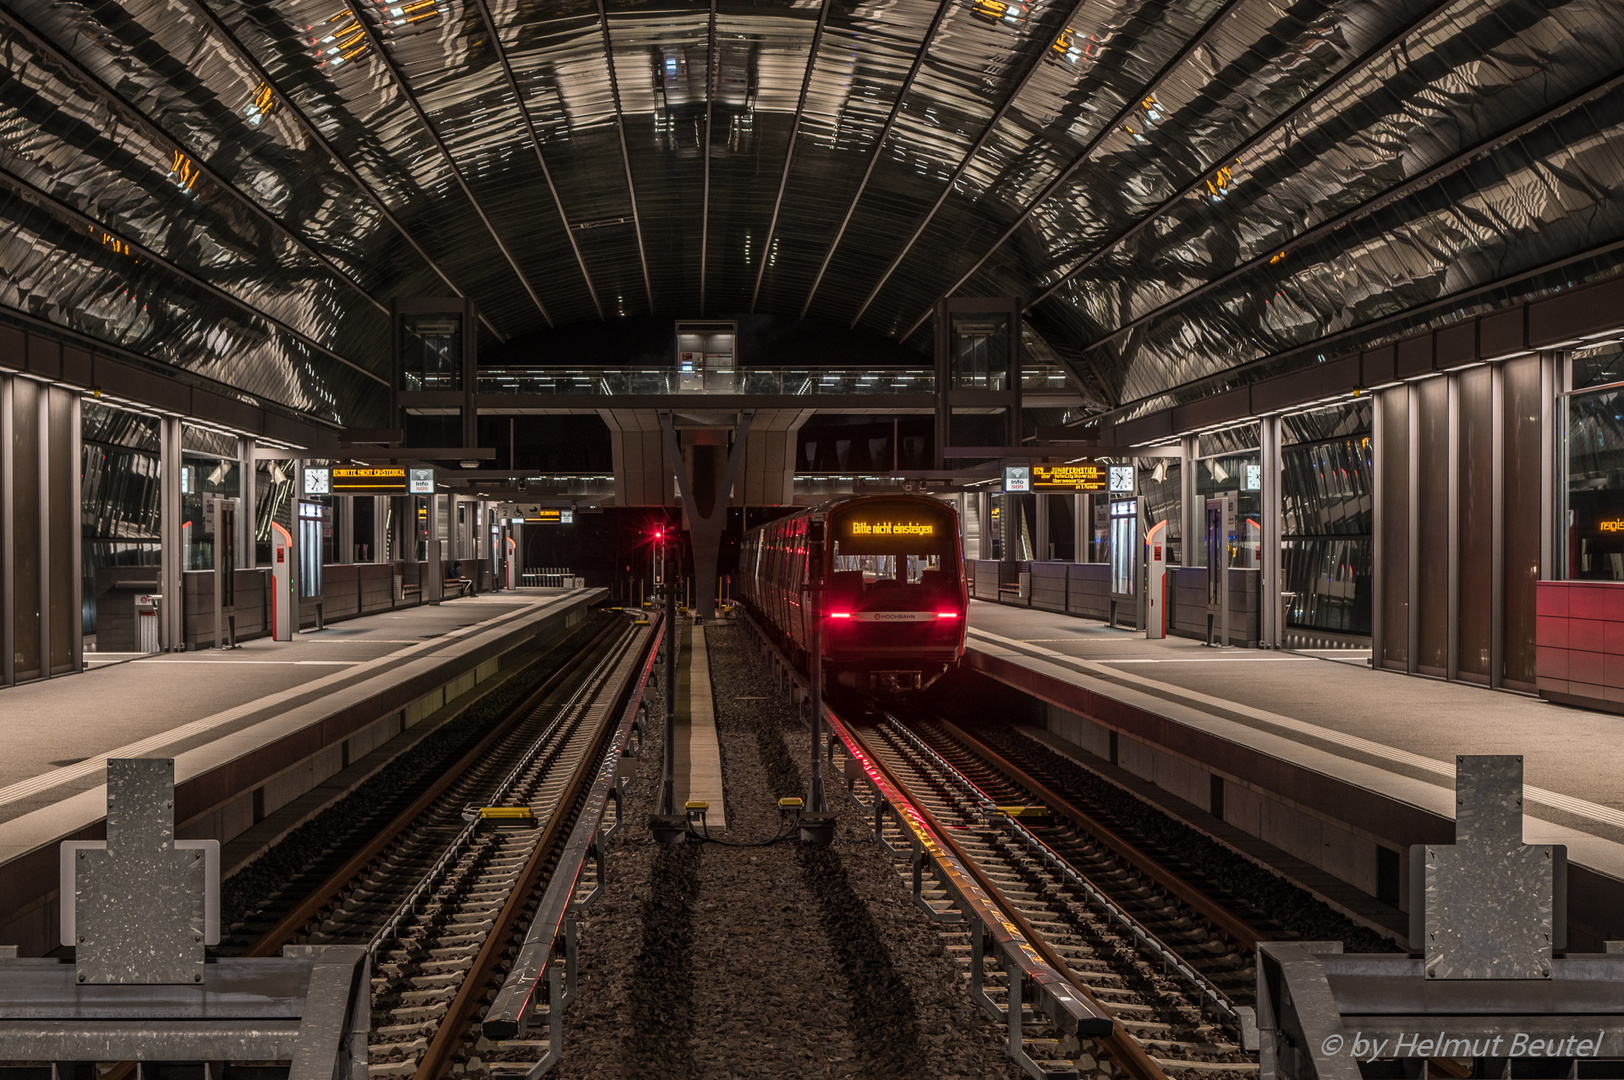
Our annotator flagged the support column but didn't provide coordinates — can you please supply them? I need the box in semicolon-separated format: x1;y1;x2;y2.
160;416;183;652
661;410;754;621
240;438;257;569
1074;494;1087;563
69;390;83;674
1180;435;1198;567
1260;415;1283;649
1035;493;1051;562
1;375;14;686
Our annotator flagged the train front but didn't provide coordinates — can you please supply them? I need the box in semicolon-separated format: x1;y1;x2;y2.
821;497;967;693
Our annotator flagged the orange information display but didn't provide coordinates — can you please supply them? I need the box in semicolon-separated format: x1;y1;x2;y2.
834;501;954;556
331;467;408;494
1030;462;1107;492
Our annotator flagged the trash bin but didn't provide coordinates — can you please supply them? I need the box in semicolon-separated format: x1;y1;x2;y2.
135;593;162;654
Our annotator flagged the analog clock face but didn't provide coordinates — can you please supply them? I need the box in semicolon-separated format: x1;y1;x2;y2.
303;468;330;496
1109;465;1134;492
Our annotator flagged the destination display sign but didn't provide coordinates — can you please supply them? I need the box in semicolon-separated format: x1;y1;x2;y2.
834;502;953;556
332;467;408;494
1004;462;1110;493
525;509;574;525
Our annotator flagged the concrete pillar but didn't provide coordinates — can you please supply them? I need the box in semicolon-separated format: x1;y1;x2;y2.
1036;493;1051;561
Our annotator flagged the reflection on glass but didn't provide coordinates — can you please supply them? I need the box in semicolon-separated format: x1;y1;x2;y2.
1565;385;1624;580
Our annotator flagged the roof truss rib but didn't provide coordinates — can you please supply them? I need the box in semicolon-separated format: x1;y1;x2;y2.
594;0;657;312
1024;0;1459;313
700;0;718;313
0;6;387;319
844;0;1103;328
749;0;835;312
338;0;554;329
0;165;386;384
895;0;1251;342
467;0;605;320
1077;63;1624;363
180;0;509;341
795;0;956;320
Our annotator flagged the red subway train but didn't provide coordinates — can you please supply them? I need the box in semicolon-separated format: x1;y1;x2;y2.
738;495;968;693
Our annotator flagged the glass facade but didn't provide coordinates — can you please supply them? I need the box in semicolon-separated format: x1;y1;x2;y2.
1281;402;1373;636
1563;348;1624;581
80;402;161;637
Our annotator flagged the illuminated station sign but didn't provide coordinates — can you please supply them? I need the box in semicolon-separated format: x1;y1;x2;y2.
301;467;437;495
1003;462;1110;493
525;509;574;525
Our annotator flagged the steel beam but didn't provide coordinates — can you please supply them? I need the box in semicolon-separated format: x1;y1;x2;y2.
592;0;657;312
466;0;604;320
749;0;835;312
333;1;554;328
175;0;505;341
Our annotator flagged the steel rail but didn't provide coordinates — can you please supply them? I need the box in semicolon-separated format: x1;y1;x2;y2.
482;616;664;1044
411;619;658;1080
366;627;638;961
466;0;605;320
735;609;1172;1080
748;0;835;313
827;708;1172;1080
879;714;1243;1024
172;0;507;341
932;716;1265;949
242;617;626;958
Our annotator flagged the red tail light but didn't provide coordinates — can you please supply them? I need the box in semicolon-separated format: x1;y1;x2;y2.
936;611;960;619
828;611;851;620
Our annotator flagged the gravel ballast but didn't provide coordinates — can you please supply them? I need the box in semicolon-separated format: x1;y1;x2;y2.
535;617;1023;1080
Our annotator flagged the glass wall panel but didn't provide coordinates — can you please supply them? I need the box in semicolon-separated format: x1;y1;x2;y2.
255;460;296;565
1504;356;1542;685
1137;459;1181;565
1563;381;1624;580
81;401;162;638
1457;368;1493;679
1281;401;1373;636
1379;389;1410;668
12;378;41;679
1195;454;1260;569
1416;378;1450;675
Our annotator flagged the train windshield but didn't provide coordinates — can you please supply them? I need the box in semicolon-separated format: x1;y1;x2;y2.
827;500;956;595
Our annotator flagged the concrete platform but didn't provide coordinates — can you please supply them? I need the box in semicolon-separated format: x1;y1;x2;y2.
674;622;726;828
963;600;1624;947
0;587;603;953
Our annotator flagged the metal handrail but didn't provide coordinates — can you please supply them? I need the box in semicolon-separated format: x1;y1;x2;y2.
480;614;664;1054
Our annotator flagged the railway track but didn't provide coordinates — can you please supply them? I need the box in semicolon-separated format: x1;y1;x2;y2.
222;613;655;1080
837;704;1261;1078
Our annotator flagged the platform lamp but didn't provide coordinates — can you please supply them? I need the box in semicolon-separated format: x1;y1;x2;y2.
800;519;836;846
651;525;687;845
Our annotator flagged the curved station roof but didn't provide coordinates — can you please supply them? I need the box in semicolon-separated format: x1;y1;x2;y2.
2;0;1623;427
